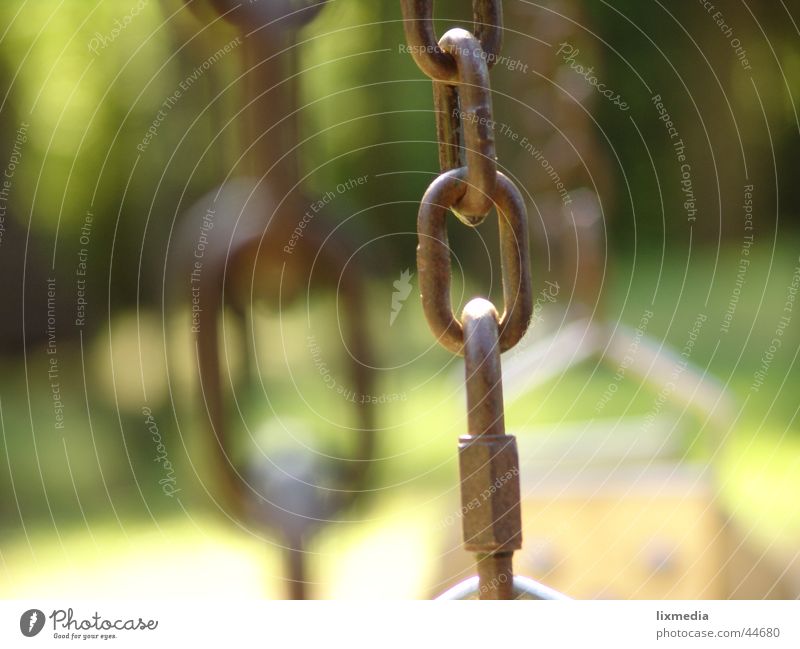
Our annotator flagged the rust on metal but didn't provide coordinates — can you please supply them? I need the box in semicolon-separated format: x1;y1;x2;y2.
462;298;505;438
403;0;555;600
459;299;522;598
437;28;497;223
417;169;533;355
399;0;503;82
475;552;515;600
433;80;463;174
437;574;568;599
414;156;529;600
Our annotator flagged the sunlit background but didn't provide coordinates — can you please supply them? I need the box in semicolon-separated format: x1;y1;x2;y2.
1;0;799;599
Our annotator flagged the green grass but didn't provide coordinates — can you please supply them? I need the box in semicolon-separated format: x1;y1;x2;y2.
2;237;799;594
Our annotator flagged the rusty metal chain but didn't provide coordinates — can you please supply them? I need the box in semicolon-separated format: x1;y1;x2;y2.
186;0;380;600
402;0;548;600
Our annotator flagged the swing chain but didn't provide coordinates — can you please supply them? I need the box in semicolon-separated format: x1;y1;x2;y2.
401;0;534;599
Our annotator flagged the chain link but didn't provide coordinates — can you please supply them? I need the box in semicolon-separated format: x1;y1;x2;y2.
400;0;503;82
417;168;532;354
436;28;497;223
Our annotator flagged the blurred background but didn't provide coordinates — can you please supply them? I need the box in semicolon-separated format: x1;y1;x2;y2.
0;0;799;599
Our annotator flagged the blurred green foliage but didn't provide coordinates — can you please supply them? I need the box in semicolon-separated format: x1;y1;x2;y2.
1;0;798;292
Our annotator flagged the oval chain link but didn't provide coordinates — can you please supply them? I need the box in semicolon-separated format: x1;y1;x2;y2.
417;168;532;355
